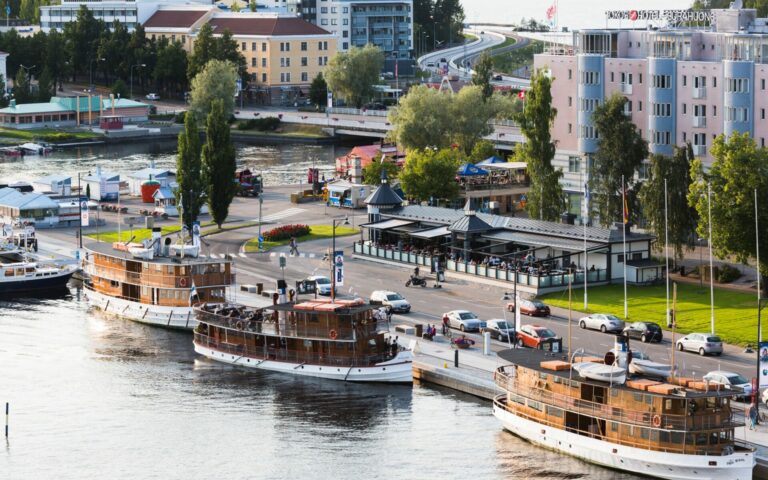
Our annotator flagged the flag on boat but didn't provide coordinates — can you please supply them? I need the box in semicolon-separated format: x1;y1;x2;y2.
622;184;629;224
546;2;557;27
189;281;198;305
518;90;525;100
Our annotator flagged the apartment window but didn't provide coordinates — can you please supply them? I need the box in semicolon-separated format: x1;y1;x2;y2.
763;78;766;90
568;156;581;173
682;75;687;87
301;72;308;82
343;18;348;25
301;41;307;51
683;132;687;142
694;132;706;146
568;123;572;133
713;105;717;116
568;96;572;107
638;162;650;180
262;73;267;82
682;103;686;115
262;58;267;67
712;76;717;88
251;58;257;67
320;6;327;12
241;42;246;51
342;42;348;49
762;108;765;120
694;76;706;88
638;100;642;111
639;73;642;84
725;77;749;93
725;106;749;122
579;125;598;139
568;69;572;80
342;30;348;38
331;6;336;13
763;138;766;147
652;74;671;89
652;130;671;145
343;6;348;13
621;72;632;85
652;103;671;117
301;57;308;67
262;42;267;52
321;18;328;25
694;104;706;117
580;71;600;85
251;42;257;51
610;71;614;82
579;98;599;112
331;18;337;25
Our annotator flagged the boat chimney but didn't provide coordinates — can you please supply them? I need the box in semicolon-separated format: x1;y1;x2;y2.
152;227;162;256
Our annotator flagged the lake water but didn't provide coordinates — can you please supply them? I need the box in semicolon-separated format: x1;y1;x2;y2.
0;288;642;479
0;140;349;187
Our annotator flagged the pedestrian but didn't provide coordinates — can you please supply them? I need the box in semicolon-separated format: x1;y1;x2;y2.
386;305;393;325
289;237;299;256
442;314;449;335
750;402;758;430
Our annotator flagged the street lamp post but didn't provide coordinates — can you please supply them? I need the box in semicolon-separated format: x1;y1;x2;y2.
330;216;350;302
130;63;146;99
89;57;105;91
757;298;767;422
430;16;436;50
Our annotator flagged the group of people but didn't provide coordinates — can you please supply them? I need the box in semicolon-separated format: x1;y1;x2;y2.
422;324;438;340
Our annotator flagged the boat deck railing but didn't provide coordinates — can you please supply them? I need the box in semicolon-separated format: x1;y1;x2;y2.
495;368;744;432
84;263;233;289
194;333;400;368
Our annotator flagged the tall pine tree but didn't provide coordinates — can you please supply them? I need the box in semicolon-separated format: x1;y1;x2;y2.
176;112;203;230
201;99;237;228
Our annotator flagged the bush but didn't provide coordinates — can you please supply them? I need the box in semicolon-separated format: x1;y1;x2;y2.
716;264;741;283
236;117;281;131
174;111;187;123
262;224;310;241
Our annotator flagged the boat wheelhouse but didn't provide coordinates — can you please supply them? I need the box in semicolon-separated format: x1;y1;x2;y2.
193;298;413;383
493;348;754;480
83;239;234;330
0;247;77;295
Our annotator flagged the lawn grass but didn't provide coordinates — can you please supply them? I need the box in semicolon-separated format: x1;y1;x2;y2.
491;36;517;52
232;123;328;138
540;283;760;346
86;221;217;243
492;40;544;74
0;127;103;143
244;224;359;253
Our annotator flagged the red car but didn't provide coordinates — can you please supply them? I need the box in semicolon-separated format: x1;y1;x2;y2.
516;324;561;349
506;298;551;316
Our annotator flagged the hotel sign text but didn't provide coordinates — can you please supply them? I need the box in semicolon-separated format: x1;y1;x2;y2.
605;9;714;23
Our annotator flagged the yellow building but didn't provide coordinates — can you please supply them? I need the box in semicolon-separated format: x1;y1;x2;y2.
143;9;336;102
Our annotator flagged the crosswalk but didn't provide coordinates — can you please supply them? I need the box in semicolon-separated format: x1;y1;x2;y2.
202;252;318;259
202;252;248;259
270;252;317;259
256;207;305;223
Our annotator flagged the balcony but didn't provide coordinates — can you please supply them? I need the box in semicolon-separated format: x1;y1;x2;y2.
692;116;706;128
693;87;706;99
622;109;632;119
693;144;707;156
619;83;633;95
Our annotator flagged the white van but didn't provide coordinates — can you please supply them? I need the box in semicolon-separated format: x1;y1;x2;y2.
369;290;411;313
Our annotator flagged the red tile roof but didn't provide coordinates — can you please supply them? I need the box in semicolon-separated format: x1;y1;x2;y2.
144;10;208;29
208;17;330;36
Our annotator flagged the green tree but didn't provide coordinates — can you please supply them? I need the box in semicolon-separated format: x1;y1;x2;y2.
215;29;247;82
639;145;697;263
308;72;327;108
432;0;465;47
469;139;497;163
63;6;106;82
471;50;494;100
176;112;203;230
45;29;69;92
325;44;384;108
451;86;499;154
590;93;648;226
400;148;464;203
688;132;768;293
153;39;188;98
111;78;128;99
36;67;53;102
12;68;30;103
189;59;237;120
388;84;451;150
201;99;237;229
249;1;257;11
0;75;7;108
513;69;563;220
362;160;399;185
187;23;216;80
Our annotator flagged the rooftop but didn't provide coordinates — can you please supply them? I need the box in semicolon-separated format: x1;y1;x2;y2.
208;16;331;36
0;187;58;210
143;9;209;29
86;240;227;266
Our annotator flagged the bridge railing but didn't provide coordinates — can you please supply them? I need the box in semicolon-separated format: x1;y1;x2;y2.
327;107;389;117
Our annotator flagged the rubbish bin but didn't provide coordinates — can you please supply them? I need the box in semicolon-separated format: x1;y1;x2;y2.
415;324;423;337
257;282;264;294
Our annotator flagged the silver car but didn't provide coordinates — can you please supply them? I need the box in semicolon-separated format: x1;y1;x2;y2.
676;333;723;356
703;371;752;400
443;310;486;332
483;319;515;341
578;313;625;333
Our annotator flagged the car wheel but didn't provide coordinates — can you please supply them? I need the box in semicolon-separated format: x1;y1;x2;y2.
600;324;607;333
641;334;648;343
677;342;684;351
517;338;524;347
699;348;706;356
579;320;586;329
497;333;503;341
460;324;465;332
715;352;722;356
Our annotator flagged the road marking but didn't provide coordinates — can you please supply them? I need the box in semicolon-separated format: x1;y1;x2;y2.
208;253;218;259
238;253;247;258
257;207;305;223
309;253;316;258
270;252;276;257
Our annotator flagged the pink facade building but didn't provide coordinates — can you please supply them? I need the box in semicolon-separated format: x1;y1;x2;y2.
534;6;768;219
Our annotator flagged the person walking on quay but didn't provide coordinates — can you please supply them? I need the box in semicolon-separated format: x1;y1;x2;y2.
442;314;449;335
289;237;299;256
749;402;758;430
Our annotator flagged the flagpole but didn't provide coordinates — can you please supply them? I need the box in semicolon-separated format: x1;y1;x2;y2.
584;176;588;310
623;175;628;319
708;182;715;335
665;178;670;327
757;188;761;309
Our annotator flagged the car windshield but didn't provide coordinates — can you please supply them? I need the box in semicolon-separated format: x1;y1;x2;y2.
536;328;556;338
386;294;403;301
532;301;545;308
707;336;722;343
605;315;621;322
726;374;749;384
459;312;477;320
631;351;649;360
495;321;512;329
315;278;330;285
646;323;660;330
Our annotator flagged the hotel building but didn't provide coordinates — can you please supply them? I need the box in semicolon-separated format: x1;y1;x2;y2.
534;6;768;218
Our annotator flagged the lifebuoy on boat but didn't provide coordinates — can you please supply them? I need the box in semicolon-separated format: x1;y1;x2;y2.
652;414;662;428
329;329;338;340
179;277;188;288
235;321;244;330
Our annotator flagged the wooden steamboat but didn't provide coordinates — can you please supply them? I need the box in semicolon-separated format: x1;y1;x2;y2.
493;348;754;479
83;238;234;330
193;297;413;383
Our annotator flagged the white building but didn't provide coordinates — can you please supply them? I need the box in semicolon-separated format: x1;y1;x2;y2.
0;51;7;86
83;170;120;201
127;167;176;196
33;175;72;196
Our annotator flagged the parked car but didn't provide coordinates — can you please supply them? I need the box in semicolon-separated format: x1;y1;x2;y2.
493;74;503;81
369;290;410;313
305;275;334;296
442;310;486;332
622;321;663;343
676;333;723;356
145;93;160;100
363;102;386;110
426;62;435;67
483;319;515;341
506;298;550;316
381;72;394;79
516;324;561;349
703;371;752;400
439;57;447;63
578;313;625;333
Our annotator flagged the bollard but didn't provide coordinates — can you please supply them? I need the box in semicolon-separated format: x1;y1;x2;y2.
483;331;491;355
454;349;459;368
443;362;448;368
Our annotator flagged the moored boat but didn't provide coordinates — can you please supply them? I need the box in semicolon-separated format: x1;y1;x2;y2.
493;347;754;479
192;297;413;383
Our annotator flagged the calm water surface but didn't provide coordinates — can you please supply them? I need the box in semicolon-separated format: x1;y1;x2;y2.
0;141;348;187
0;289;641;480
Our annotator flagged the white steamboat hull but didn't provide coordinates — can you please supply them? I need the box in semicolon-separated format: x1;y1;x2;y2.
85;287;196;330
493;399;754;480
194;343;413;383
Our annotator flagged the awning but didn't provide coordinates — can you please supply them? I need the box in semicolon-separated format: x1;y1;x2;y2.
485;162;527;171
482;230;604;251
359;219;415;230
457;163;489;176
410;226;451;239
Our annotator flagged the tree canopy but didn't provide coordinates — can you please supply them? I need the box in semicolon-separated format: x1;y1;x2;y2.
589;93;648;226
362;160;399;185
189;59;238;121
324;44;384;108
399;148;463;203
201;99;237;229
471;50;494;100
309;72;327;108
176;112;203;230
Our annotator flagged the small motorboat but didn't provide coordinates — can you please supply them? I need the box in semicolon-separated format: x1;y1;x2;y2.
572;362;627;384
628;359;673;379
18;142;52;155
